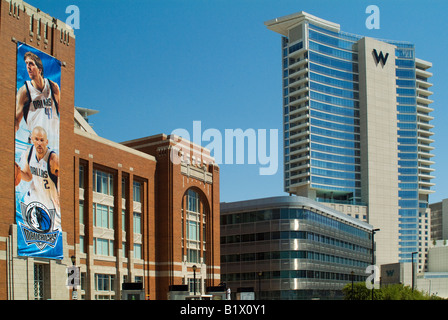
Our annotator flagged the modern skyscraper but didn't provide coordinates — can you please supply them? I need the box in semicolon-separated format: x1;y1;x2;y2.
265;12;434;270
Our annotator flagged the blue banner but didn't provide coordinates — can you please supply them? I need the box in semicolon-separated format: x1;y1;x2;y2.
14;42;63;259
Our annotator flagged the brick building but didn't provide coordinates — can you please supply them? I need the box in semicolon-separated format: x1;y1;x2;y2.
0;0;220;300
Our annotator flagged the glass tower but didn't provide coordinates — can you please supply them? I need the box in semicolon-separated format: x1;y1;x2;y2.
266;12;434;270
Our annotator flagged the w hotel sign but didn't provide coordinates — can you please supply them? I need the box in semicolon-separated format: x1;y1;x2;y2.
381;263;403;286
372;49;389;66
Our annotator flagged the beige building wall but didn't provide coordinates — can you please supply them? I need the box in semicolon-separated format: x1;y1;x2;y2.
417;244;448;299
321;203;368;223
427;244;448;273
358;37;399;267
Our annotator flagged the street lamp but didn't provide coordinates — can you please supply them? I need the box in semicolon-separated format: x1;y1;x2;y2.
351;271;354;300
70;255;77;300
257;271;263;300
411;252;418;292
371;228;380;300
192;265;197;296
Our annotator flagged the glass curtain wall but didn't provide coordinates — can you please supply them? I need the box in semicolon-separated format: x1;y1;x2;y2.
394;44;419;263
307;24;361;204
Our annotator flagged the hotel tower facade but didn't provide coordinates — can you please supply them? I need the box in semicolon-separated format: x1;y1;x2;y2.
265;12;434;271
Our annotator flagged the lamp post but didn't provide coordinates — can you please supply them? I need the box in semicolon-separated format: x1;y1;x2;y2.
351;271;354;300
371;229;380;300
192;265;197;296
70;255;77;300
411;252;417;292
257;271;262;300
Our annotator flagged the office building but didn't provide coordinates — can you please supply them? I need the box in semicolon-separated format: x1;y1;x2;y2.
265;12;434;269
0;0;220;300
220;196;373;300
430;199;448;241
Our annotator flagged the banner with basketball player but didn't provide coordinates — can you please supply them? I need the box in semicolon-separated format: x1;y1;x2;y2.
14;42;62;259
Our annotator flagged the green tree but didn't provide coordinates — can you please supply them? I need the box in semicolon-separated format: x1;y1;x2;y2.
342;282;445;300
342;282;382;300
381;284;422;300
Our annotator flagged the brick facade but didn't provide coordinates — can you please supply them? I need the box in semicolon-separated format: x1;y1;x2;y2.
122;134;221;299
0;0;220;300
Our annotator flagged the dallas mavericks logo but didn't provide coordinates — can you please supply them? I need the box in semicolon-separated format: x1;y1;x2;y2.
19;201;58;250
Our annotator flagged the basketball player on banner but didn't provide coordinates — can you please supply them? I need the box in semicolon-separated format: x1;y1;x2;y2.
15;51;60;148
18;126;61;230
14;43;62;258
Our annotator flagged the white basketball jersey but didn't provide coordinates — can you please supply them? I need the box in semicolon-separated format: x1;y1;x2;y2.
24;145;61;230
24;78;59;150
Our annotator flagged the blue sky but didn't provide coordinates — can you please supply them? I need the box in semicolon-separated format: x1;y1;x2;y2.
25;0;448;204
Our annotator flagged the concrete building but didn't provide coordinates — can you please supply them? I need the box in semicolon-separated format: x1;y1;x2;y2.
381;242;448;299
220;196;373;300
429;199;448;241
0;0;221;300
265;12;434;271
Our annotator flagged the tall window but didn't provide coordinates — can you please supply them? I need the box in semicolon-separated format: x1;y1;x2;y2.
183;189;206;263
93;203;114;229
93;201;115;257
93;169;114;196
33;264;45;300
122;178;127;199
133;212;141;234
30;14;34;32
122;209;126;231
94;238;114;256
189;278;201;294
95;274;115;300
79;165;85;189
133;181;141;202
79;200;84;224
134;243;142;259
95;274;115;291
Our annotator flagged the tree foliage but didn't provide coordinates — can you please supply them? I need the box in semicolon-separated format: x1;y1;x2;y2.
342;282;445;300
